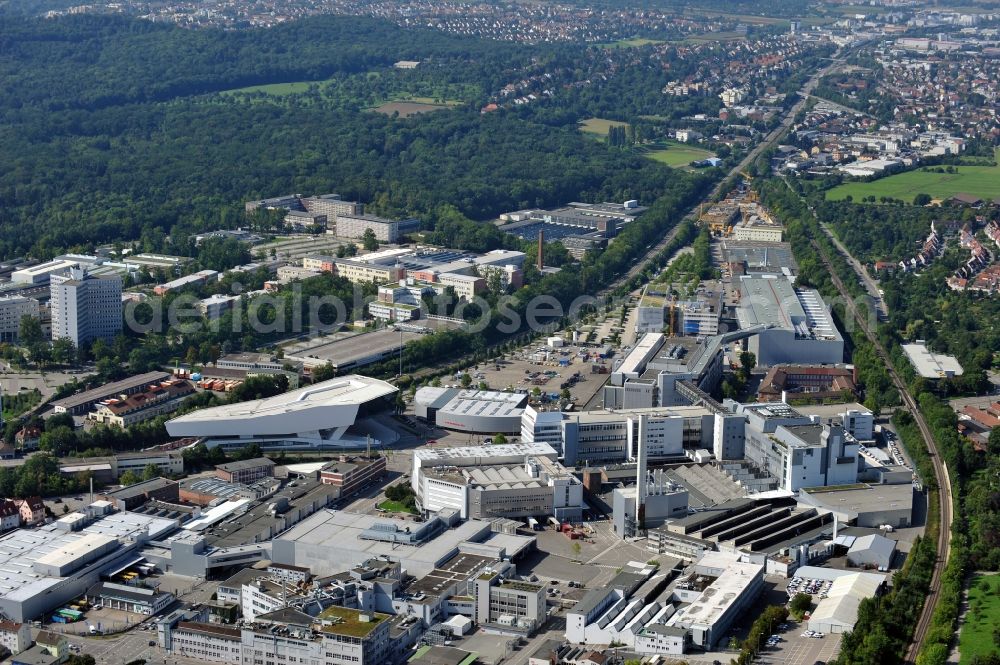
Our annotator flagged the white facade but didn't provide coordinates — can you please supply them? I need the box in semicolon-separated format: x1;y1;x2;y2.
166;376;397;449
0;297;39;343
842;409;874;441
0;622;32;655
50;269;123;347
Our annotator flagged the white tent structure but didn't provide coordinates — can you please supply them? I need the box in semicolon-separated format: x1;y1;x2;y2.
808;572;885;634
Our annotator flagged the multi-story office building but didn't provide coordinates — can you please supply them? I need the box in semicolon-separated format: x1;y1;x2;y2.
334;213;419;243
0;296;39;343
302;255;337;273
318;605;391;665
474;570;546;634
732;215;784;242
302;194;364;219
332;258;405;285
49;268;123;346
168;622;242;662
319;455;386;498
521;406;714;466
215;458;275;484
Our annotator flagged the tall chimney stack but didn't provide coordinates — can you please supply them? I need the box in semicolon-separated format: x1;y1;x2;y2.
537;230;544;271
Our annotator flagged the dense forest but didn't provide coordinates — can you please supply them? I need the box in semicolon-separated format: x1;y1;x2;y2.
0;13;718;261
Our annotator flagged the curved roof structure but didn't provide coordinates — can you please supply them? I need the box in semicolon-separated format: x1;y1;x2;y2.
166;375;396;440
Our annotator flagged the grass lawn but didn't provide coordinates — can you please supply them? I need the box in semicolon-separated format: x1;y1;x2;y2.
599;37;665;48
221;80;324;96
826;150;1000;203
378;500;417;514
642;140;714;168
578;123;714;168
579;117;627;135
959;573;1000;664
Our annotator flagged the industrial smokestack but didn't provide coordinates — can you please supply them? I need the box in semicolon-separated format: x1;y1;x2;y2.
537;230;544;271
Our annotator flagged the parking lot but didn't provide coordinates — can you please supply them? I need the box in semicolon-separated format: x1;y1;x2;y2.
786;575;833;600
463;346;612;410
757;624;842;665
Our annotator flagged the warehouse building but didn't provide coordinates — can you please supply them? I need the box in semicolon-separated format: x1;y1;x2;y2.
901;342;964;379
271;510;498;578
798;483;914;529
51;371;172;415
414;388;528;434
85;581;174;615
807;570;886;634
0;511;176;621
737;274;844;367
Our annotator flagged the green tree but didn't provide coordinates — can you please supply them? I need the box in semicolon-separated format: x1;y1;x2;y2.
459;373;472;388
913;193;932;206
18;316;44;347
790;592;812;617
492;433;507;445
361;228;379;251
120;471;140;486
312;363;336;382
142;463;160;481
39;426;78;456
52;337;76;366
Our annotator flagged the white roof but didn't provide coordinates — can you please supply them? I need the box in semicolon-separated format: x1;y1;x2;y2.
809;572;885;629
848;533;896;558
415;442;557;462
183;499;252;532
166;375;397;437
902;343;964;378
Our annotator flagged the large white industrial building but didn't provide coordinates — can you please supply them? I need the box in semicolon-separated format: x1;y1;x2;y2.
413;445;583;521
737;274;844;367
165;376;397;449
0;508;175;621
414;388;527;434
565;552;764;655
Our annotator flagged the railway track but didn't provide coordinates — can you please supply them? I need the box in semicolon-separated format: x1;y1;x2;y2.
805;226;951;665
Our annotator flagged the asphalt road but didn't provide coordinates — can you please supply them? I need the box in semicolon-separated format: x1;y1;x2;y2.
799;193;952;665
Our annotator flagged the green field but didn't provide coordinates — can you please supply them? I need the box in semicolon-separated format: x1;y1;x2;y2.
827;151;1000;203
599;37;665;48
643;140;714;168
378;500;417;514
221;80;325;96
579;117;627;135
579;121;714;168
959;573;1000;664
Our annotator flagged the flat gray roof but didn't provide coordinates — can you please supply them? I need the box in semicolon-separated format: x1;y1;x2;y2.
902;343;964;379
51;371;172;410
